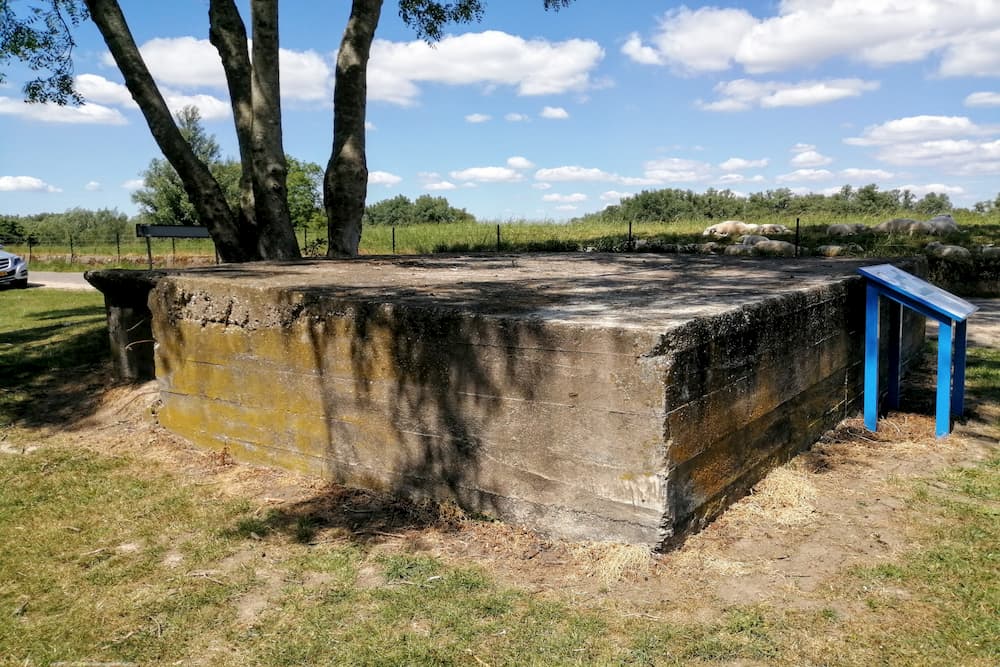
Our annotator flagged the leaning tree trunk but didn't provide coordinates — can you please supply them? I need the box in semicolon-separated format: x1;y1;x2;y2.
249;0;300;259
325;0;382;257
85;0;255;262
208;0;257;235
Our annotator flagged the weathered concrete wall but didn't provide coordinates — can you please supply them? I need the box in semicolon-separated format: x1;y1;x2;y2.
134;255;924;548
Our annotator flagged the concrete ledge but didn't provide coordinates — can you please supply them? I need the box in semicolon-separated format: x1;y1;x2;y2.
90;254;925;548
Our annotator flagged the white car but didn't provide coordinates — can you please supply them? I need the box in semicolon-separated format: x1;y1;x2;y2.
0;245;28;289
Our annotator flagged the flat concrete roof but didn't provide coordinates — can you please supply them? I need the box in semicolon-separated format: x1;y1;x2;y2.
158;253;882;332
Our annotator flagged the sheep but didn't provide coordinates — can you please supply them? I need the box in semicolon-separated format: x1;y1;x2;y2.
753;240;796;257
925;241;971;260
826;223;857;237
737;234;769;245
907;220;935;236
874;218;918;233
724;244;756;256
981;246;1000;258
757;223;791;235
702;220;758;237
927;214;959;235
816;244;863;257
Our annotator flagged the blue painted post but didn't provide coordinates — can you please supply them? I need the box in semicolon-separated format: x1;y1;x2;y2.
886;300;902;410
936;321;953;438
952;319;968;418
864;284;881;431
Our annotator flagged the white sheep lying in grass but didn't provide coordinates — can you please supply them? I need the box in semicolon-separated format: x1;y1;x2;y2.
927;214;959;234
827;223;868;237
874;218;918;233
702;220;759;237
738;234;769;245
724;244;756;256
754;240;796;257
757;223;792;235
925;241;971;260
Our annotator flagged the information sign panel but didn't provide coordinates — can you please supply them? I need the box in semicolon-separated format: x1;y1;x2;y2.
859;264;978;321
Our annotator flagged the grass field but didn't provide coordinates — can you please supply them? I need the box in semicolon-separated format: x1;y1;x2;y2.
8;211;1000;271
0;288;997;665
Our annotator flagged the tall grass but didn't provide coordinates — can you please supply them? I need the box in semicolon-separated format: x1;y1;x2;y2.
8;211;999;268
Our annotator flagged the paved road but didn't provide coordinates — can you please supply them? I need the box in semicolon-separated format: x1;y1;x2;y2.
26;271;95;291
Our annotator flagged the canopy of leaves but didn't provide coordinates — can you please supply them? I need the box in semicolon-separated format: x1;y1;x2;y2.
2;208;128;244
398;0;572;40
0;0;88;103
364;194;475;226
583;184;956;224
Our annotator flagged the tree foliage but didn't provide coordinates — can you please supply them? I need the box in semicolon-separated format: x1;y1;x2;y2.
0;0;88;103
3;0;574;261
364;194;474;226
582;184;957;224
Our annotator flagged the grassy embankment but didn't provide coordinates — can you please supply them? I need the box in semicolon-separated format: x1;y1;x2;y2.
9;210;1000;271
0;288;997;665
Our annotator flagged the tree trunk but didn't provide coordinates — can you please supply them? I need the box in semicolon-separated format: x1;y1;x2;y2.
249;0;300;259
84;0;254;262
208;0;257;236
325;0;382;257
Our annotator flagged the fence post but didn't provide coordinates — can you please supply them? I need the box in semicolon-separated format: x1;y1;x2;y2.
392;226;396;254
628;220;633;251
116;232;121;263
171;238;176;265
69;234;75;263
28;238;33;263
496;224;501;253
795;217;800;257
146;237;153;270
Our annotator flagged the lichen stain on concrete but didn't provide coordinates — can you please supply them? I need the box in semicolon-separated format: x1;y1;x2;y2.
103;253;931;548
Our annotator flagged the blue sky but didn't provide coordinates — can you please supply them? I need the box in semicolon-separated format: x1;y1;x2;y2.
2;0;999;221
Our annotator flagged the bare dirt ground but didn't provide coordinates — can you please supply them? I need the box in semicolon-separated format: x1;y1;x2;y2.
23;300;1000;623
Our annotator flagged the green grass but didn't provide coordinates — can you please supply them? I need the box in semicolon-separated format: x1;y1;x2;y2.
0;288;107;426
10;211;1000;268
0;282;997;665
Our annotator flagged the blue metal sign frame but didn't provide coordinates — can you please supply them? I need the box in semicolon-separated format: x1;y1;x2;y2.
858;264;979;437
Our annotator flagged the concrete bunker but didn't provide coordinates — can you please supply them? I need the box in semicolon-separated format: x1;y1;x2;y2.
88;254;925;549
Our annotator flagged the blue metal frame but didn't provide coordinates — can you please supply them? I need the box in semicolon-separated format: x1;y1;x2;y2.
859;264;978;438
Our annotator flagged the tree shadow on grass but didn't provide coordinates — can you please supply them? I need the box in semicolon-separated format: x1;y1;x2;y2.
0;310;110;428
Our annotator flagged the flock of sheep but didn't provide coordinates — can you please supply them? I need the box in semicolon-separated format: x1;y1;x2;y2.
697;214;984;259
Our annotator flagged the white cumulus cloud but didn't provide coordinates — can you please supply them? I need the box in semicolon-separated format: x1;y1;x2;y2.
542;193;587;203
776;169;834;182
85;181;102;191
699;78;879;112
369;171;402;187
504;112;529;122
719;157;768;171
0;175;61;192
540;106;569;119
0;96;127;125
449;166;523;183
368;31;603;106
840;168;894;180
600;190;632;202
121;179;145;191
424;181;457;191
846;115;989;146
623;2;1000;77
965;91;1000;107
506;156;535;169
465;113;491;123
790;150;833;167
